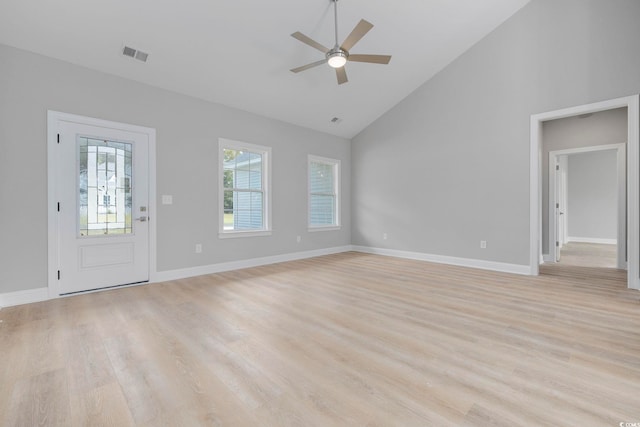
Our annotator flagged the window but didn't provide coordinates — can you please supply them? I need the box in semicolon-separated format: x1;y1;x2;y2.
308;155;340;230
219;139;271;237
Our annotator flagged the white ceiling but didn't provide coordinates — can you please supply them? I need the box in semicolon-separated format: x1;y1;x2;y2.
0;0;530;138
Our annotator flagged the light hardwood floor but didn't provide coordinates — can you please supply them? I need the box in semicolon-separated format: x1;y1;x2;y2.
1;252;639;426
557;242;617;268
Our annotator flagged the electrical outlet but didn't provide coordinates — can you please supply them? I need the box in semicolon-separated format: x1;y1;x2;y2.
480;240;487;249
195;243;202;253
383;233;388;240
296;235;301;243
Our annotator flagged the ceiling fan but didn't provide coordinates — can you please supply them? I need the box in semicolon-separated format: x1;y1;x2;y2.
290;0;391;85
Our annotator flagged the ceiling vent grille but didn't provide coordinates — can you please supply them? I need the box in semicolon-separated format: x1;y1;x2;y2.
134;50;148;62
122;45;149;62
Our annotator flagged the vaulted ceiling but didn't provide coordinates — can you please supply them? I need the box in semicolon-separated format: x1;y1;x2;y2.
0;0;530;138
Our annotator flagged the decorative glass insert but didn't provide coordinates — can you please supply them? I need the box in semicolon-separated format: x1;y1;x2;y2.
309;157;339;227
78;137;133;236
223;148;264;231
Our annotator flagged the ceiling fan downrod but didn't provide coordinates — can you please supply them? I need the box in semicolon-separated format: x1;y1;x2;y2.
327;0;348;68
333;0;339;48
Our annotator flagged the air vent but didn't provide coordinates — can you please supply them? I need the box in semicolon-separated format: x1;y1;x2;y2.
122;46;136;58
330;117;343;124
134;51;148;62
122;45;149;63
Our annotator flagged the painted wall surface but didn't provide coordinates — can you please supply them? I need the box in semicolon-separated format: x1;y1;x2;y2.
567;150;617;241
351;0;640;266
541;108;626;253
0;44;350;293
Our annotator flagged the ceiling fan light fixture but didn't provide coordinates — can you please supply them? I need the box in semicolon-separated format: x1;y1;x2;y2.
327;50;348;68
290;0;390;84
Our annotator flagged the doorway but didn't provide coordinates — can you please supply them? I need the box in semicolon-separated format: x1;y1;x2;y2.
548;144;626;269
529;95;640;289
47;112;156;296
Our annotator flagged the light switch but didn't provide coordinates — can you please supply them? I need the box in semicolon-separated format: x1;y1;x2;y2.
162;195;173;205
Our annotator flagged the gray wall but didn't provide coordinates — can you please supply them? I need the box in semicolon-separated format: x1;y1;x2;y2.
541;108;626;253
351;0;640;266
0;44;351;294
567;150;617;241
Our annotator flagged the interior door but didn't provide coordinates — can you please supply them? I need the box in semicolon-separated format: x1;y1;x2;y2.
57;121;149;294
555;160;562;262
558;157;567;248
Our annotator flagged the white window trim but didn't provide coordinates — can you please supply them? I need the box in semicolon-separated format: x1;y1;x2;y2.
308;154;341;231
218;138;272;238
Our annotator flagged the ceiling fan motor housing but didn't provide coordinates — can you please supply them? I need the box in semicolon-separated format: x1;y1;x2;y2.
327;48;348;68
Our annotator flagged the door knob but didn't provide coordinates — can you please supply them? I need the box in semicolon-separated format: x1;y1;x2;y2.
135;216;148;222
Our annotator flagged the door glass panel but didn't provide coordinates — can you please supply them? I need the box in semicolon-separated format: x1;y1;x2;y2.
78;137;133;236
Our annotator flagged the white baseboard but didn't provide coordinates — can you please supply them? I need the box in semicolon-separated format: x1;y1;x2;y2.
1;246;353;308
0;287;49;308
351;246;532;276
2;244;532;308
153;245;353;282
567;237;617;245
542;254;554;263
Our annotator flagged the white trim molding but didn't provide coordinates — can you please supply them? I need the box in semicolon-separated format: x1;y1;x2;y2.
47;111;158;297
218;138;272;238
4;246;546;308
548;143;626;269
530;95;640;289
5;246;354;307
567;237;617;245
308;154;341;230
153;246;353;282
351;246;531;276
0;288;49;308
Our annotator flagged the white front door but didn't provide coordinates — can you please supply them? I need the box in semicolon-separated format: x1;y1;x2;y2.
54;119;150;294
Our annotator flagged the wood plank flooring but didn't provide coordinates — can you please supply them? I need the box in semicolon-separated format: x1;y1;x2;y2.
557;242;617;268
1;252;639;426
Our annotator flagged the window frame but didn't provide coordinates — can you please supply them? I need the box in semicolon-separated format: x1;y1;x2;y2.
308;155;341;231
218;138;272;238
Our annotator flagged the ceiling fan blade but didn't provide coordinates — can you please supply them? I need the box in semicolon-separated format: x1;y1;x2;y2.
340;19;373;51
290;59;327;73
348;54;392;64
336;67;348;85
291;32;330;53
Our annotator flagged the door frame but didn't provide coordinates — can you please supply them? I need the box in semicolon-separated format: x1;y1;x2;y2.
548;143;626;269
47;111;157;298
529;95;639;289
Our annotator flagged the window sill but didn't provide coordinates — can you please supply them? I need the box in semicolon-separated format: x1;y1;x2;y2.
219;230;272;239
308;225;341;232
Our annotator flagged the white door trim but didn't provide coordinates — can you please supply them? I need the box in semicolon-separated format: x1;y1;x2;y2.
529;95;639;289
548;143;626;269
47;111;157;298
